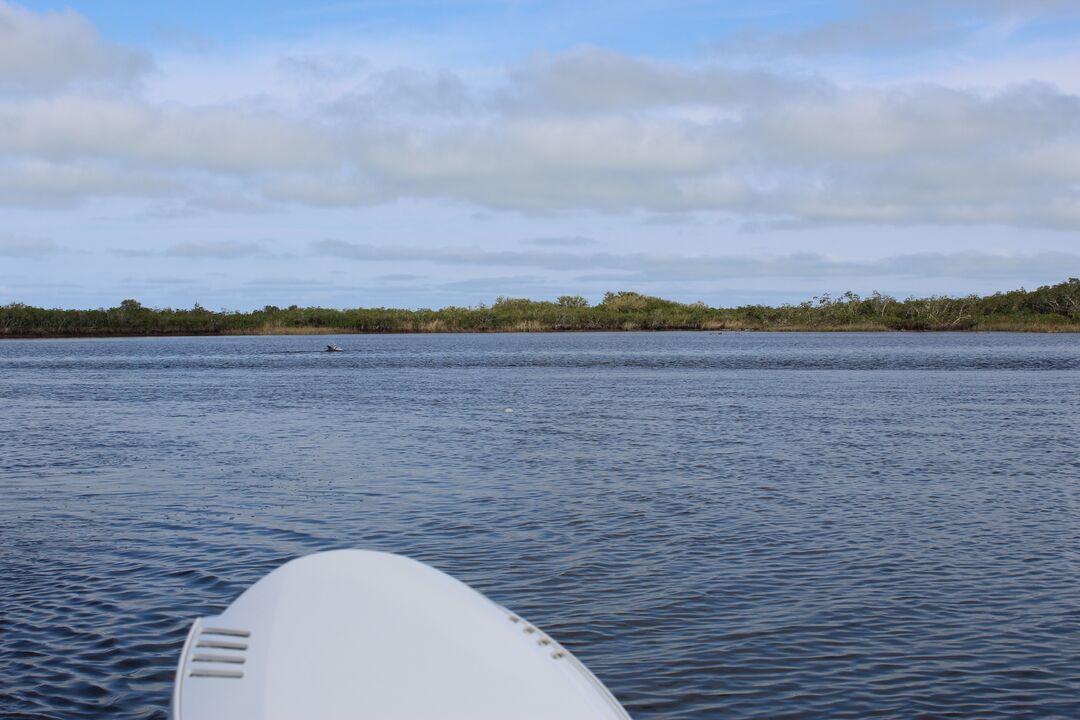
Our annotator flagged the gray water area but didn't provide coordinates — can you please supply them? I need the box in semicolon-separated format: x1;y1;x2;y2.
1;331;1079;719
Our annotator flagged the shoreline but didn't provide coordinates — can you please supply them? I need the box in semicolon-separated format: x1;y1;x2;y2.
5;281;1078;338
3;323;1079;340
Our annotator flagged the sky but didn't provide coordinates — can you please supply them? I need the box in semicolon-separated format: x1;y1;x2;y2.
1;0;1079;310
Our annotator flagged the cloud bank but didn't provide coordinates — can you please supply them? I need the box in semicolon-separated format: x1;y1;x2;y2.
0;2;1077;231
311;240;1080;283
0;234;60;257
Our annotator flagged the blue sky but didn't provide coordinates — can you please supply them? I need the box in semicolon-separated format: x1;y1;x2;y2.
2;0;1080;310
15;1;819;54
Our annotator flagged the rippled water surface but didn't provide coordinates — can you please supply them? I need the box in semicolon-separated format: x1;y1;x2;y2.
2;332;1079;719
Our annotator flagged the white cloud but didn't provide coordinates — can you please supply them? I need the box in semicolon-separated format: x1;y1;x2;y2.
0;95;333;172
328;72;1080;225
164;240;267;258
277;53;366;81
503;46;825;112
521;236;596;247
0;2;1078;232
113;240;268;258
310;240;1080;282
0;158;175;206
0;234;60;257
0;0;150;92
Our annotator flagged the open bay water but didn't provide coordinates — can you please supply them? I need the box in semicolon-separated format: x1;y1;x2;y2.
1;331;1079;719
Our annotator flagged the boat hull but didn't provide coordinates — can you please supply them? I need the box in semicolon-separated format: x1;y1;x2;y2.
172;550;631;719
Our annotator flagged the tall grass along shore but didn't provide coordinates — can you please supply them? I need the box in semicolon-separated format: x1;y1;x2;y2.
3;279;1079;338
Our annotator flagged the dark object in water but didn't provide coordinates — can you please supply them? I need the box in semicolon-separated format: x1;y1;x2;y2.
326;344;344;352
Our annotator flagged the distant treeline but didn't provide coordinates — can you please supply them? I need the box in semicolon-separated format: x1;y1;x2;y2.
3;279;1080;337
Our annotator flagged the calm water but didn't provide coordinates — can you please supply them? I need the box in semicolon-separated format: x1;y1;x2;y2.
2;332;1079;719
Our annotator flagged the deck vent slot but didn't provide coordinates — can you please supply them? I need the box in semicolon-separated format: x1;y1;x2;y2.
201;627;250;638
188;627;250;679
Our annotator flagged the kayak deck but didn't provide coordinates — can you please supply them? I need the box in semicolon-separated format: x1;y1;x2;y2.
173;550;631;719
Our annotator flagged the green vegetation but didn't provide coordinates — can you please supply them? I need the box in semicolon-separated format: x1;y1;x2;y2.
3;279;1080;338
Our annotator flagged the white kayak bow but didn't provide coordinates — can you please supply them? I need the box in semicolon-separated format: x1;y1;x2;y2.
172;550;631;719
